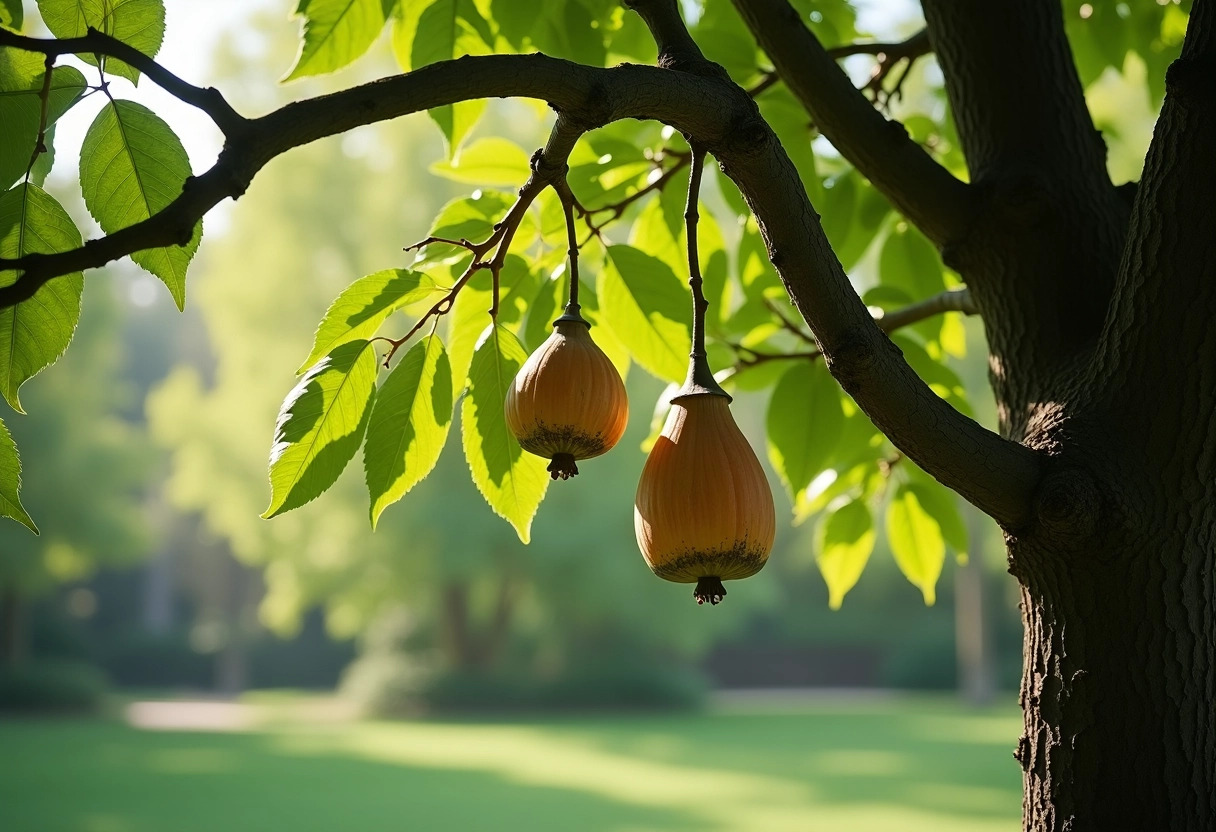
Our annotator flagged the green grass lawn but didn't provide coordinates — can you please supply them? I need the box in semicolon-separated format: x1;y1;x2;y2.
0;696;1021;832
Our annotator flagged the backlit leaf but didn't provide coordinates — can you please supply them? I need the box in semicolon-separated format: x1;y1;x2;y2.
816;498;874;609
766;361;845;500
263;339;378;518
461;324;549;542
299;269;445;372
364;334;453;528
885;484;945;605
599;244;691;383
79;99;200;309
0;183;84;412
284;0;387;80
0;415;36;533
38;0;165;84
0;50;86;190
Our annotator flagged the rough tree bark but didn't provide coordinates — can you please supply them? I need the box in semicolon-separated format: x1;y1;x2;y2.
1;0;1211;827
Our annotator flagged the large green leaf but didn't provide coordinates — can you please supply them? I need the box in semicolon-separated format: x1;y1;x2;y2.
284;0;387;80
0;50;86;191
429;137;532;186
0;183;84;413
0;0;22;30
38;0;166;84
905;469;968;557
263;339;378;518
364;334;453;528
599;244;691;383
816;498;874;610
0;415;36;533
461;324;549;542
299;269;446;372
79;99;200;309
406;0;494;155
885;484;945;605
766;361;845;501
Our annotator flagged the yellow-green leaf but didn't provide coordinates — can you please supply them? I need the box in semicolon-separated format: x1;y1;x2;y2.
364;334;453;528
885;485;945;605
263;339;378;518
599;244;691;383
0;415;36;533
429;138;533;186
816;499;874;609
284;0;387;80
461;324;549;542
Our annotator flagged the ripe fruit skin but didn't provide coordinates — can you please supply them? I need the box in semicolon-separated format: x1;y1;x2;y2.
634;391;776;604
505;316;629;480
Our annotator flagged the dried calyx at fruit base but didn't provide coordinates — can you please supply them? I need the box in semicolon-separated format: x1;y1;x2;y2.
635;354;776;605
633;145;775;606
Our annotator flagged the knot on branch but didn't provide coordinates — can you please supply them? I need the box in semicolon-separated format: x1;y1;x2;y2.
557;80;614;132
1033;468;1101;546
823;327;883;395
1165;57;1216;108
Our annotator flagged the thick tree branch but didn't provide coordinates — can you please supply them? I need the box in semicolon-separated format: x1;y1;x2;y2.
0;23;1042;526
732;0;971;246
0;27;246;135
1091;0;1216;478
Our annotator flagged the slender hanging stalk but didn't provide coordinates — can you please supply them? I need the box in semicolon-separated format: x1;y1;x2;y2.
681;145;726;397
554;179;587;325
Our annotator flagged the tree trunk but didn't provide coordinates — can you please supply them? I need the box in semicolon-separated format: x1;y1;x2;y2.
1013;532;1216;830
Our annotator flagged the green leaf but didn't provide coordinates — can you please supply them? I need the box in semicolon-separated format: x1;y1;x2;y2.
0;0;22;30
816;499;873;609
364;334;453;528
0;415;36;533
299;269;446;372
429;137;532;185
0;50;86;191
599;244;691;383
284;0;387;80
0;183;84;413
410;0;493;156
766;361;845;501
885;484;945;605
263;339;378;518
79;99;200;309
461;324;549;542
38;0;166;84
880;222;946;303
905;472;968;556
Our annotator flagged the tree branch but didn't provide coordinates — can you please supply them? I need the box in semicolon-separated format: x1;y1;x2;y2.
1090;0;1216;478
0;27;246;135
0;25;1042;526
732;0;971;246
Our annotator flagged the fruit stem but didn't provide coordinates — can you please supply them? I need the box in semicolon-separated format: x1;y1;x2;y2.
694;576;727;606
677;145;729;401
557;177;582;310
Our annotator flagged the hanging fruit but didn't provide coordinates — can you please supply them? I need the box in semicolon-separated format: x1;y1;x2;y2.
505;303;629;480
635;359;776;604
634;145;775;604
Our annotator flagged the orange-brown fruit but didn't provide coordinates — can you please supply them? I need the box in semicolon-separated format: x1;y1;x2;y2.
505;308;629;480
634;384;775;605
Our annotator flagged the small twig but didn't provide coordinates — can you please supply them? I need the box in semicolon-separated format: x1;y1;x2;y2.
749;28;931;110
22;55;56;183
575;150;691;244
732;287;976;368
763;296;818;346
